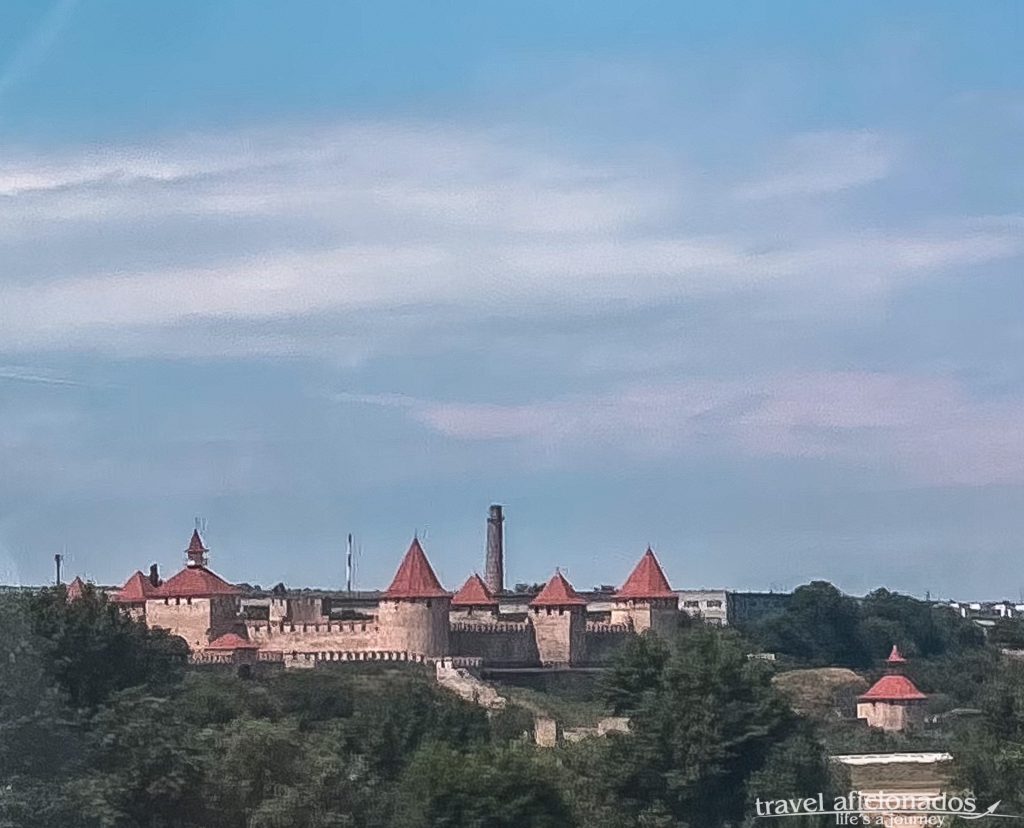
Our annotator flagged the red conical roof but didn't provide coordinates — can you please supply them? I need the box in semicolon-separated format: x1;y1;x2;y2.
207;632;260;650
383;538;449;599
187;530;206;554
112;570;158;603
615;548;674;599
156;565;240;598
530;571;587;607
859;674;926;702
66;576;86;602
452;573;499;607
886;644;907;664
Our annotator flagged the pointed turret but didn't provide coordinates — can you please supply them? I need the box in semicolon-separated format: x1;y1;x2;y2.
112;570;158;604
377;538;451;658
615;547;674;599
530;570;587;665
66;576;86;602
857;644;927;732
186;529;208;568
886;644;907;664
611;548;679;636
452;573;499;609
383;538;449;599
530;571;587;607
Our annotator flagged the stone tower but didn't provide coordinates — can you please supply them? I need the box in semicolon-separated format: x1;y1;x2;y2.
530;571;587;666
144;530;241;650
610;547;678;637
376;538;451;658
484;504;504;594
856;645;927;732
451;572;499;619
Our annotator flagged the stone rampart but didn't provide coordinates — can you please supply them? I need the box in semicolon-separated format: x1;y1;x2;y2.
450;620;539;666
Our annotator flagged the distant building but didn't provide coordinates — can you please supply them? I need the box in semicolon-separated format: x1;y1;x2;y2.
675;589;791;626
857;646;928;732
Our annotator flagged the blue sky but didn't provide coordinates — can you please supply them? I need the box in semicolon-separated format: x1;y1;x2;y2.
0;1;1022;598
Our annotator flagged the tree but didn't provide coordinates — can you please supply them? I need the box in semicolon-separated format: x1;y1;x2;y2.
68;692;209;828
954;658;1024;816
606;626;832;827
29;586;187;709
602;631;670;716
395;742;574;828
755;582;867;668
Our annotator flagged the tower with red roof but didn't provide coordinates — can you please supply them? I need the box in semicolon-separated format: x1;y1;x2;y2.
143;530;242;651
111;570;159;620
376;538;451;658
856;645;928;732
451;573;500;618
529;570;588;665
611;548;678;636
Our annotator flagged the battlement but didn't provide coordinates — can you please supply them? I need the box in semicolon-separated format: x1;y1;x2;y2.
586;621;632;634
450;620;531;633
246;620;376;635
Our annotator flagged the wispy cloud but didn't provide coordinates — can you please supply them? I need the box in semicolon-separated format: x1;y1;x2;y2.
0;121;1018;356
339;373;1024;487
734;130;897;200
0;365;91;387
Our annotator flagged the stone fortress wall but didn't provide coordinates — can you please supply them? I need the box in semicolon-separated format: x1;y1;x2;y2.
112;507;687;669
449;619;539;666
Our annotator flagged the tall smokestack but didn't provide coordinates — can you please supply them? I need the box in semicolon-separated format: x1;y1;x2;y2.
54;553;63;586
485;504;504;594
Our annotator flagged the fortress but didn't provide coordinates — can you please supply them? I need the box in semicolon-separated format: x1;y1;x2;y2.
102;506;683;669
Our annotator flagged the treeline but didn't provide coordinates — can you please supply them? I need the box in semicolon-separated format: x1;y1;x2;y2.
1;586;839;827
744;581;984;669
4;582;1023;826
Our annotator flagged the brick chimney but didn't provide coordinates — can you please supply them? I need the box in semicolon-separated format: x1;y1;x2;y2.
485;504;504;594
149;563;161;588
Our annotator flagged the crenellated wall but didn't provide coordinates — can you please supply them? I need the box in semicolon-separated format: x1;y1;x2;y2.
584;624;634;664
450;620;539;666
146;595;239;650
610;598;678;637
245;619;379;652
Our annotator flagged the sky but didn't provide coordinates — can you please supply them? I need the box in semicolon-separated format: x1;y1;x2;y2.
0;1;1022;599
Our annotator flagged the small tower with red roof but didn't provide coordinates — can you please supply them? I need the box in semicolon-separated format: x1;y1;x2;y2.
611;548;678;636
451;573;500;619
376;538;451;658
111;570;159;620
186;529;208;568
65;576;87;603
856;645;928;732
144;529;242;650
529;570;588;666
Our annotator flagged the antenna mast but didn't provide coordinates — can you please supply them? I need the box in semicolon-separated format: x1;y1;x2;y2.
346;533;353;593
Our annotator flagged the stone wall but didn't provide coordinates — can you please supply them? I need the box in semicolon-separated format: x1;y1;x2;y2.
610;599;678;637
450;620;539;666
145;595;239;649
245;619;379;653
531;606;586;665
583;623;633;664
857;700;923;732
375;598;450;657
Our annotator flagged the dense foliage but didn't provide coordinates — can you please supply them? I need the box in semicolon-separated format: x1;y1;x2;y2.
2;581;1019;826
748;582;985;671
